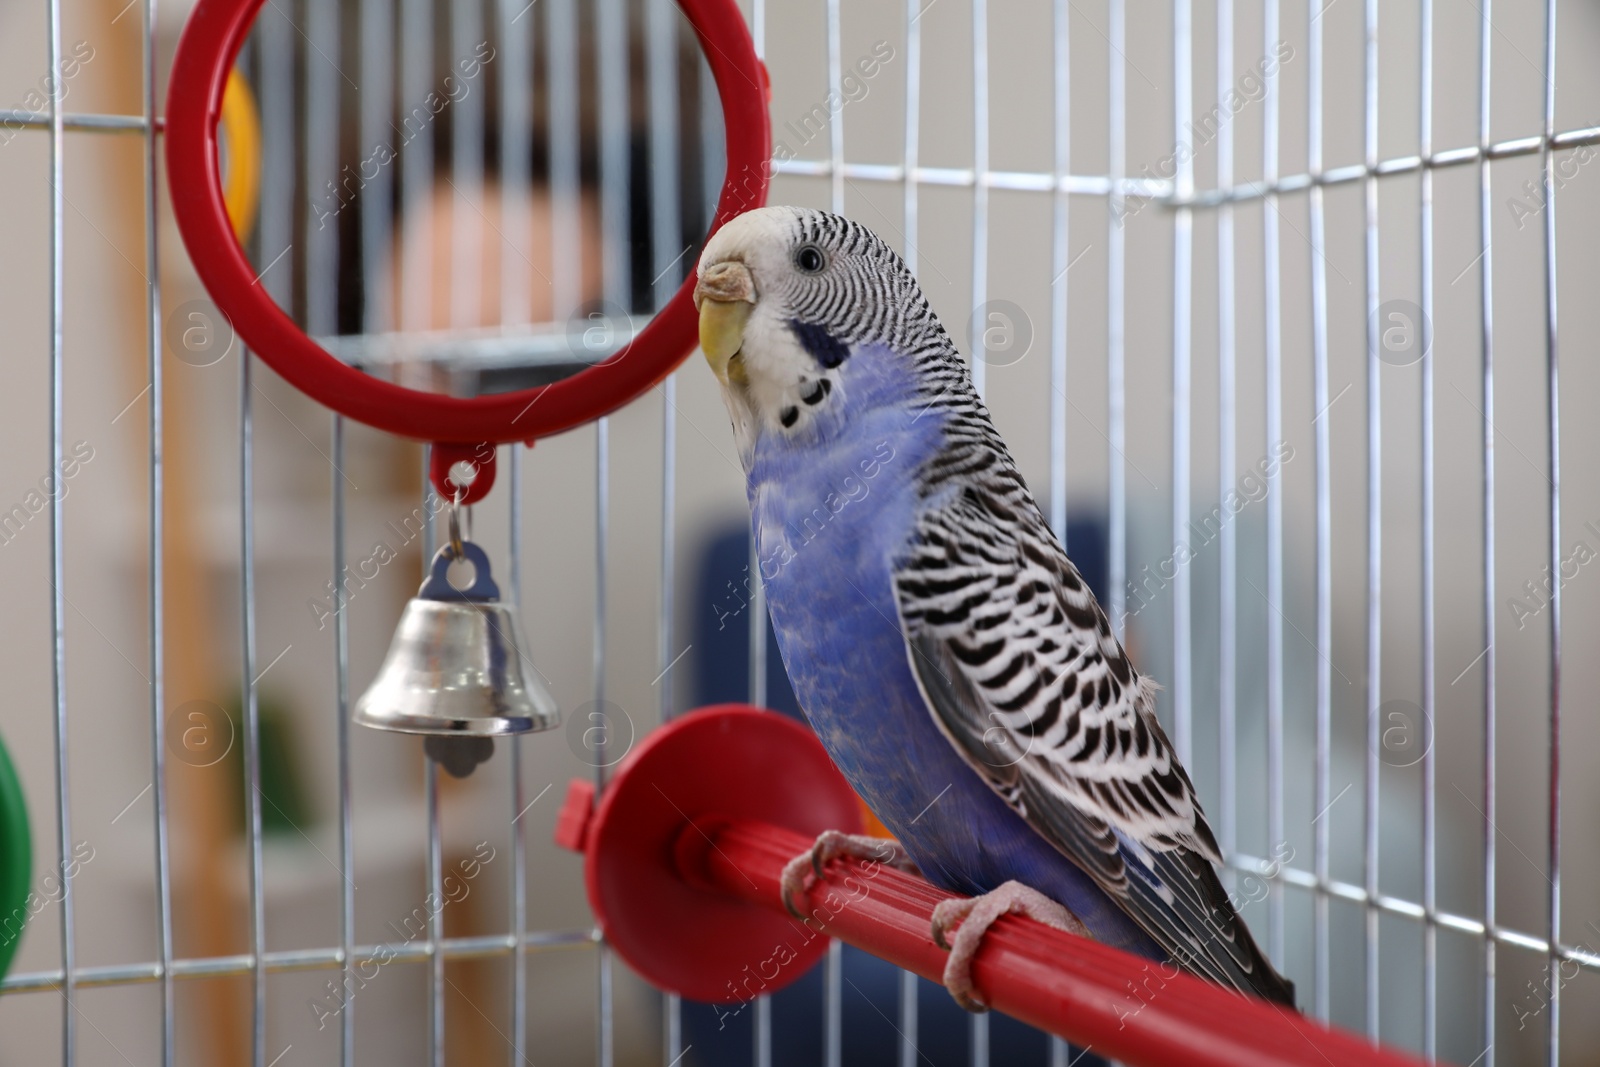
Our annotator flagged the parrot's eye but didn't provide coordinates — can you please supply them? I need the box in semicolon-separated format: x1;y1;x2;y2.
794;244;827;274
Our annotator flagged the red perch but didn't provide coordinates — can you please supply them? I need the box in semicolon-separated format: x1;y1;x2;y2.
555;704;1427;1067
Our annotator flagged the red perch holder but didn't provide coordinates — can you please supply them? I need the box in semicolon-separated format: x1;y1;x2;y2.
555;705;1428;1067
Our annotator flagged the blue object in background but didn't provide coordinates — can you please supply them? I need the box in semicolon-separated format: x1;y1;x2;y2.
682;519;1110;1067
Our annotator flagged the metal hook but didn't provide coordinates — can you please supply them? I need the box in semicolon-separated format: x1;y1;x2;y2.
448;484;465;559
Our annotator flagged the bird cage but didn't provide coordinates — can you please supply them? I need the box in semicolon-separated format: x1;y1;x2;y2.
0;0;1594;1065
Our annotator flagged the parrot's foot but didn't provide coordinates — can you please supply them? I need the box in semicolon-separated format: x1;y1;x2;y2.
780;831;918;920
931;881;1091;1012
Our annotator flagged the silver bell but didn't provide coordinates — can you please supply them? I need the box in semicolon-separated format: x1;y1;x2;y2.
355;539;559;774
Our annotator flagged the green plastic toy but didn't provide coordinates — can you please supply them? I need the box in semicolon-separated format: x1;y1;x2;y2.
0;734;31;982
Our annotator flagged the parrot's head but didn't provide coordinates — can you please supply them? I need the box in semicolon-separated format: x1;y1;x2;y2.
694;206;944;456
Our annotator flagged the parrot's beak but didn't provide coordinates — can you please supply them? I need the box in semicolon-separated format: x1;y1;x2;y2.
695;260;755;385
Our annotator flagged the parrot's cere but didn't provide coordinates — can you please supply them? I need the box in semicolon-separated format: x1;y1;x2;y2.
694;206;1296;1010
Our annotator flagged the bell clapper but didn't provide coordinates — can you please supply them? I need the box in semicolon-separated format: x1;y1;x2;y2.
426;735;496;780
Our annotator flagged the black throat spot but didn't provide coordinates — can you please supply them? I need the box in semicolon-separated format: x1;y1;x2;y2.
787;318;850;369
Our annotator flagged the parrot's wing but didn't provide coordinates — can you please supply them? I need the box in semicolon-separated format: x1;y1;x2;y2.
891;485;1293;1003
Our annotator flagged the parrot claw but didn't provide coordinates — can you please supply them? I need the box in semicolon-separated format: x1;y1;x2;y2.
780;831;918;921
931;880;1092;1013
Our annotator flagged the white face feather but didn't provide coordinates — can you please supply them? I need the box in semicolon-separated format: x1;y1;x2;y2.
697;207;844;461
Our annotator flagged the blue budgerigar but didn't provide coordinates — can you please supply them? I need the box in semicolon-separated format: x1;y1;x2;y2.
693;205;1295;1011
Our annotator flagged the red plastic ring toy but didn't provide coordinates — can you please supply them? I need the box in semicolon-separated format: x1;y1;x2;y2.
166;0;770;455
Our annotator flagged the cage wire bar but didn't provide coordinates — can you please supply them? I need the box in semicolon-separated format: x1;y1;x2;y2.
1541;2;1564;1064
1216;0;1238;954
1417;0;1436;1060
1106;0;1127;648
1306;0;1334;1027
46;0;72;1060
142;0;176;1048
1476;1;1500;1063
1361;0;1381;1040
1171;0;1193;782
1;0;1593;1065
969;4;990;1062
1260;0;1286;977
1046;4;1070;1066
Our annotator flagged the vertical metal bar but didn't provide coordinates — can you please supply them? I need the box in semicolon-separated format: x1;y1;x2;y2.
824;947;843;1067
333;417;354;1067
1046;3;1071;1059
509;445;529;1067
1107;0;1127;639
661;451;685;1057
748;561;772;1067
747;0;766;735
259;3;294;300
1262;0;1284;965
1216;0;1238;874
1541;3;1562;1063
1476;1;1498;1056
305;0;339;339
664;983;684;1063
968;0;989;401
359;0;395;333
597;0;631;307
1047;0;1070;548
549;0;581;318
252;21;293;1061
1171;0;1193;773
968;2;990;1063
751;538;772;1067
744;0;778;1055
646;3;685;1058
593;1;625;1062
1361;0;1382;1038
700;53;723;226
46;0;73;1058
594;418;612;1067
399;0;434;333
451;0;486;329
423;452;437;553
143;0;173;1055
646;0;678;531
241;362;266;1067
899;73;923;1048
426;756;443;1067
1417;0;1438;1056
902;0;921;266
826;0;845;212
410;456;437;1067
499;0;533;328
898;970;920;1067
752;659;771;1067
1306;0;1333;1023
305;9;351;1051
420;449;444;1067
748;543;768;711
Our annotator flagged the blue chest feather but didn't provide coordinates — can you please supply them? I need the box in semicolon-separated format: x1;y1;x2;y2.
746;345;1157;956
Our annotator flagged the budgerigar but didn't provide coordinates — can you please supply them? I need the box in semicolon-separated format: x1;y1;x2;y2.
693;205;1295;1011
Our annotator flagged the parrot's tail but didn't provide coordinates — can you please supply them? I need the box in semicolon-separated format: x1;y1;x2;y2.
1251;959;1298;1008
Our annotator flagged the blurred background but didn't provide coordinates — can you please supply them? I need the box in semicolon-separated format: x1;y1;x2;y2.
1;0;1599;1064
